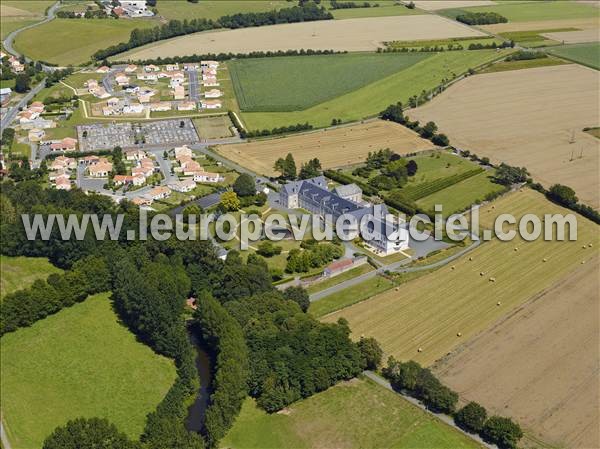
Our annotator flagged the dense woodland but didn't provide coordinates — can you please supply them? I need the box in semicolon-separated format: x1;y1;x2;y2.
0;180;372;448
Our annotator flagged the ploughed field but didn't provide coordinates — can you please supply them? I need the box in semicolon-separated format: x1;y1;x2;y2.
408;64;600;209
216;120;434;176
434;257;600;449
322;189;599;367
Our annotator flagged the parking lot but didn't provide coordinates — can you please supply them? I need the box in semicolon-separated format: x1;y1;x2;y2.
77;119;199;152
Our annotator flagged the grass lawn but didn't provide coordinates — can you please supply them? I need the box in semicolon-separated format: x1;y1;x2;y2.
0;293;177;449
406;151;480;185
416;170;507;215
194;115;234;139
240;49;510;130
0;79;16;89
306;263;373;294
221;376;482;449
0;255;63;299
323;189;599;366
13;18;158;66
309;274;395;317
547;42;600;70
229;53;430;112
439;2;599;22
479;55;568;73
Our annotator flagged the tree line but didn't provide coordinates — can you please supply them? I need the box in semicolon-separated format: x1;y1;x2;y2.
455;11;508;25
383;357;523;449
93;3;333;60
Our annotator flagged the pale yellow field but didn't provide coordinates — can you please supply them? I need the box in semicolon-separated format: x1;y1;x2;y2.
434;257;600;449
408;64;600;209
541;28;600;43
413;1;497;11
216;120;434;176
323;189;599;367
120;15;485;60
481;17;600;33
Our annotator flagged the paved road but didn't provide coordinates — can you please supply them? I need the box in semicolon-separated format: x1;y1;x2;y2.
3;1;61;69
0;80;47;132
188;69;199;101
363;371;497;449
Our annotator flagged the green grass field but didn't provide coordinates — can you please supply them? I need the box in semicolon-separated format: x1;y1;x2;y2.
323;189;599;366
229;53;430;112
479;55;568;73
309;274;395;317
547;42;600;70
439;2;599;22
221;376;483;449
156;0;290;20
0;256;63;299
386;36;501;50
14;18;158;66
0;18;39;39
1;1;53;16
499;28;579;47
0;293;176;449
416;170;506;215
306;264;373;294
240;49;510;130
329;1;423;19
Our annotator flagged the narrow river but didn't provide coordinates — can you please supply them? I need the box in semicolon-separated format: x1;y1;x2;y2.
185;329;213;433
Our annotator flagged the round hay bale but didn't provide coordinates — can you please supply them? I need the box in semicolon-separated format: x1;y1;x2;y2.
589;243;593;247
457;332;462;337
480;272;485;276
469;257;473;261
395;287;400;292
581;260;586;264
582;245;587;249
543;258;547;262
514;247;518;251
489;277;496;282
497;301;501;306
417;347;423;353
451;265;455;270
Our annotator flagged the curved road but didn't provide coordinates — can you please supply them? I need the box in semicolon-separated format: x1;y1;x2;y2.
2;1;61;67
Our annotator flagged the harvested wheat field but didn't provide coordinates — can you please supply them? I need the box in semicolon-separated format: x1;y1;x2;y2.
434;257;600;449
408;64;600;209
542;28;600;44
412;1;497;11
322;189;599;367
217;120;433;176
120;15;485;60
481;17;600;33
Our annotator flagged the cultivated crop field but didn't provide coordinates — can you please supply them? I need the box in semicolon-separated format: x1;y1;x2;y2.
434;257;599;449
120;15;486;60
14;18;158;66
229;53;430;112
440;1;599;22
0;256;62;299
547;42;600;70
408;64;600;209
216;120;433;176
0;293;176;449
221;377;482;449
240;49;510;130
323;189;599;367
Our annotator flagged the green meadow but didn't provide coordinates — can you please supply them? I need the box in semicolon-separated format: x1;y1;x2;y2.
0;256;63;299
240;49;509;130
0;293;176;449
547;42;600;70
229;52;430;112
221;376;483;449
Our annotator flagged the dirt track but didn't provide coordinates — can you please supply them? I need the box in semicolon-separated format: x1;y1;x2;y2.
408;64;600;209
121;15;485;60
433;257;600;449
217;120;433;176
